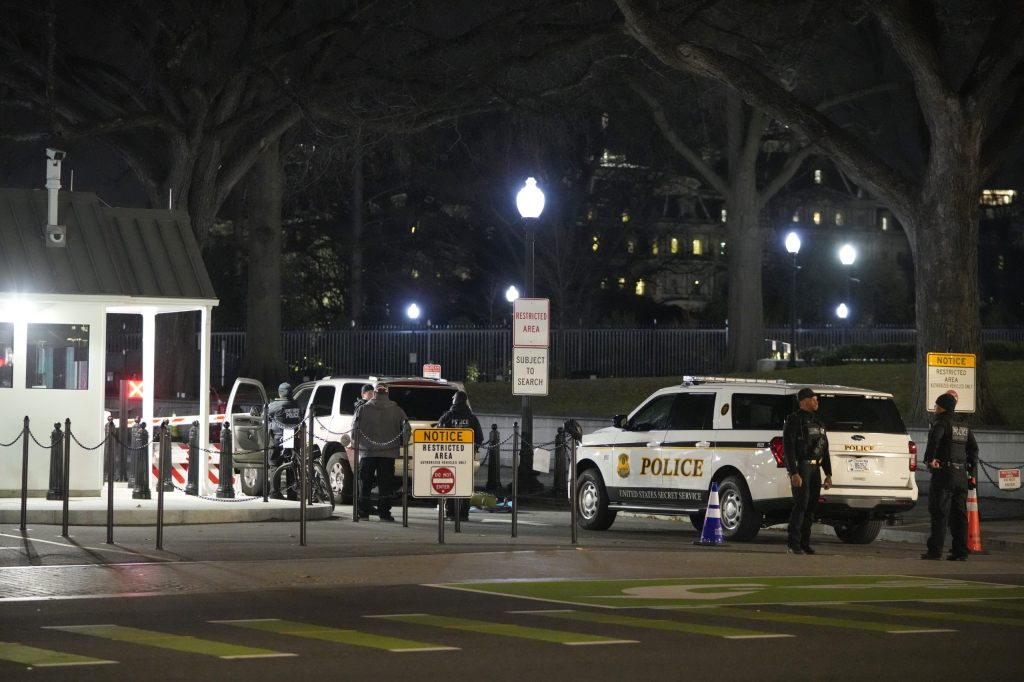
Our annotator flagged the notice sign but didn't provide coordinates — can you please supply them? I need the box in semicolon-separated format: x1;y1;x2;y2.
513;347;549;396
423;363;441;379
926;352;976;413
999;469;1021;491
412;428;474;497
513;298;550;348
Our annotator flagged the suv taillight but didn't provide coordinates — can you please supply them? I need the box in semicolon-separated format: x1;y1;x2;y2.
769;436;786;467
908;440;917;471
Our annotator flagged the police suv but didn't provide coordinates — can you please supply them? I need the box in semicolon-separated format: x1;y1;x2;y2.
574;377;918;543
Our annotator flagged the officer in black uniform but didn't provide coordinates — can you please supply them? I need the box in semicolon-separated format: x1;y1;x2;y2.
921;392;979;560
783;387;833;554
267;382;303;499
437;390;484;520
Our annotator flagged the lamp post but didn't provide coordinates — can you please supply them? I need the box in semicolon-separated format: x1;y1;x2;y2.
516;177;544;490
785;232;801;368
838;243;857;348
406;303;422;369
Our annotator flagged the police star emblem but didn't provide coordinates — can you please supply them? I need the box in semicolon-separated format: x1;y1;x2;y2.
616;453;630;478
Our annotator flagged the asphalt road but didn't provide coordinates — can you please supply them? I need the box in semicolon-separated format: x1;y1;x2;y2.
2;509;1022;680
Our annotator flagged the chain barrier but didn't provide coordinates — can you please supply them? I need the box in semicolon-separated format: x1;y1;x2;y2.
69;431;111;451
0;430;24;447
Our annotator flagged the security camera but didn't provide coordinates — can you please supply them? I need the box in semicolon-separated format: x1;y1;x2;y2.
46;148;66;161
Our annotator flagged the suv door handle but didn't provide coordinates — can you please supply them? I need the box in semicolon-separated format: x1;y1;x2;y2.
646;441;663;448
696;440;711;448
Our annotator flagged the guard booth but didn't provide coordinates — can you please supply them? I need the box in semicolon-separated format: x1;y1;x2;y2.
0;151;218;497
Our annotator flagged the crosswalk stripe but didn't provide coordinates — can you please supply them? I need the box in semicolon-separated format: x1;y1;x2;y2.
44;625;294;659
821;603;1024;627
0;642;116;668
212;618;458;652
517;609;792;640
369;614;637;646
702;607;953;634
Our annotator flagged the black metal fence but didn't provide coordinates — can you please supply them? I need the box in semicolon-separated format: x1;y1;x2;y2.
110;325;1024;387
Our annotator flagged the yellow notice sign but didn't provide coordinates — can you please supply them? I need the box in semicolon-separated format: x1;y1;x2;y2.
412;428;475;497
926;352;976;413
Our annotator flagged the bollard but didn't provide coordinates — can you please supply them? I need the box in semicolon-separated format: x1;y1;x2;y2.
300;419;309;547
61;418;71;537
216;422;235;498
352;428;361;523
553;427;567;497
46;422;64;500
185;421;200;496
159;422;174;492
105;417;115;544
132;421;151;500
485;424;501;492
261;403;270;503
570;433;578;545
402;420;410;527
156;422;169;550
19;416;29;532
511;421;519;538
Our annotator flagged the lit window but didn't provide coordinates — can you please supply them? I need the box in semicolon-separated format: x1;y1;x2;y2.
621;210;630;223
792;212;800;222
692;239;703;256
981;189;1017;206
719;241;726;255
0;321;12;389
835;212;844;226
591;236;599;252
651;241;659;255
626;239;636;254
998;255;1005;271
814;169;822;184
617;277;626;289
27;323;89;390
410;224;417;234
586;209;595;221
411;269;420;279
600;279;609;290
881;216;889;231
635;279;645;296
720;209;727;223
670;237;679;254
813;211;822;225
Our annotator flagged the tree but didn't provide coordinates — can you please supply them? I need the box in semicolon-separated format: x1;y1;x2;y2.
614;0;1024;424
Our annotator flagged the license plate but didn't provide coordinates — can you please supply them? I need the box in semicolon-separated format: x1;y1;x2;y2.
848;459;869;472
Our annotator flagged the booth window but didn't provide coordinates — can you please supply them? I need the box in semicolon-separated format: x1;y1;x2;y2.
26;323;89;390
0;322;12;388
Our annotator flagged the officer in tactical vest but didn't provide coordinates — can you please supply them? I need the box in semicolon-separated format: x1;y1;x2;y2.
783;387;833;554
921;391;979;560
267;382;303;499
437;390;484;520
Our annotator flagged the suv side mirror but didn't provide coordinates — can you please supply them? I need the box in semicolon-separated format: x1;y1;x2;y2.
612;414;627;429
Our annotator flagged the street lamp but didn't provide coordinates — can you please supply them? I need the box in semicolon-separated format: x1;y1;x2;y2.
405;302;421;321
516;177;544;490
505;285;520;303
837;242;857;315
785;231;801;368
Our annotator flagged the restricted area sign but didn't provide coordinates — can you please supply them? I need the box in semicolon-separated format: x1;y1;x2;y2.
999;469;1021;491
926;352;976;413
513;298;550;348
412;428;475;497
513;347;549;396
423;363;441;379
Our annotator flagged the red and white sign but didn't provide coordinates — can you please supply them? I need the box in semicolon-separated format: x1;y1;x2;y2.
513;298;550;348
431;466;455;495
423;363;442;379
999;468;1021;491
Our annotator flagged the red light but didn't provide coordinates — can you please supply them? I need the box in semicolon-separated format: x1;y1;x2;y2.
0;358;5;368
908;440;918;471
769;436;786;467
128;380;144;399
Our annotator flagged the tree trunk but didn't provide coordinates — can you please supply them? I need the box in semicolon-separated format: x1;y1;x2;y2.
724;184;765;372
239;139;287;386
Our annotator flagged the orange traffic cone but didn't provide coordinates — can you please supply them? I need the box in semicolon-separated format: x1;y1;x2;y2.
967;487;987;554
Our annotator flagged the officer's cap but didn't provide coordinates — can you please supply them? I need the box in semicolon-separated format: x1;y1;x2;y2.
935;393;957;412
361;383;374;394
452;390;468;406
797;387;817;401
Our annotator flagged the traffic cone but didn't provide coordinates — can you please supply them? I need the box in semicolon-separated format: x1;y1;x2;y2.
695;482;724;545
967;487;987;554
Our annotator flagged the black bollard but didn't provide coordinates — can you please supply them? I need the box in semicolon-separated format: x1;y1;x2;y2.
216;422;235;498
485;424;501;492
553;427;567;496
159;421;174;492
157;422;169;550
46;422;64;500
61;418;71;537
185;421;199;496
105;417;115;544
132;421;151;500
19;416;29;532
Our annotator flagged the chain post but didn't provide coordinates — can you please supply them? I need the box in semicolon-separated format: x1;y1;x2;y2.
553;427;567;497
19;416;28;532
156;421;169;550
216;422;235;498
105;417;115;544
61;418;71;537
185;421;200;495
131;421;151;500
485;423;501;492
511;421;519;538
46;422;64;500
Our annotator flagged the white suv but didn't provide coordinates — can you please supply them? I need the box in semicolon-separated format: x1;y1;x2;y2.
574;377;918;543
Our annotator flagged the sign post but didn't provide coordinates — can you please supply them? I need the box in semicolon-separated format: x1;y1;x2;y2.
926;352;977;413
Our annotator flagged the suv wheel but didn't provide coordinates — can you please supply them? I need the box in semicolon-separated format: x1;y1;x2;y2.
833;515;882;544
576;469;617;530
241;467;266;496
325;451;353;504
717;475;761;541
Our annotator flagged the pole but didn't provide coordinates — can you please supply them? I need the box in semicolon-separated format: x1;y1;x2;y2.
485;424;500;492
788;253;798;368
105;417;115;544
511;421;519;538
19;416;28;532
156;421;168;550
61;418;71;537
519;218;536;489
262;403;270;502
570;434;578;546
402;420;410;527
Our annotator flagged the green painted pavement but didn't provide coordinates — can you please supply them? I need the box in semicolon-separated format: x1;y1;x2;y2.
820;602;1024;627
213;618;458;652
0;642;115;668
371;613;637;646
519;609;792;639
46;625;294;659
699;606;953;634
435;575;1024;609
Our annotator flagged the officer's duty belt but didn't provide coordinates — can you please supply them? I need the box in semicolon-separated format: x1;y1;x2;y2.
800;458;820;465
944;462;965;469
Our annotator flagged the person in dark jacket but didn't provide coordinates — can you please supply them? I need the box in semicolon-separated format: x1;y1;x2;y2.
437;390;484;520
267;382;303;499
352;383;408;521
921;391;979;560
782;387;833;554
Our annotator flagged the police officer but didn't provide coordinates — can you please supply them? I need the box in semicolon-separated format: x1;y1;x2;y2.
921;391;979;561
354;383;374;411
353;382;408;521
783;387;833;554
437;390;484;520
267;382;303;499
